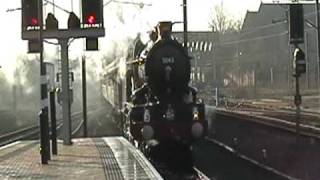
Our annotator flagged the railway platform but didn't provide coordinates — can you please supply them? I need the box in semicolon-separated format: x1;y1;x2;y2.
0;137;163;180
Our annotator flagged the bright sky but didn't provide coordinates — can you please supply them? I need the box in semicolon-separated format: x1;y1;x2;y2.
0;0;263;82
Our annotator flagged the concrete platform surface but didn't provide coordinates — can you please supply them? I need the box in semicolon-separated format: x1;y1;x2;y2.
0;137;163;180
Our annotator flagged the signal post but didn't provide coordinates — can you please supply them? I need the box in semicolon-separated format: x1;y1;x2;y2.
21;0;104;163
288;4;306;137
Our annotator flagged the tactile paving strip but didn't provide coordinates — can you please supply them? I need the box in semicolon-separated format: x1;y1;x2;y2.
104;137;163;180
94;138;124;180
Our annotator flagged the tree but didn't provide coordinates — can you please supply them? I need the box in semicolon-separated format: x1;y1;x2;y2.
209;2;243;33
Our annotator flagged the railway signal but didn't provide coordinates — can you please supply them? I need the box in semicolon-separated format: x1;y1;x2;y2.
289;4;304;44
288;4;306;136
21;0;105;149
82;0;103;27
292;46;305;137
22;0;42;53
293;47;306;77
82;0;103;50
22;0;40;30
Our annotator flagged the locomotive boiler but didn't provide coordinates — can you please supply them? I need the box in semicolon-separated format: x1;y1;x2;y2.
102;21;207;174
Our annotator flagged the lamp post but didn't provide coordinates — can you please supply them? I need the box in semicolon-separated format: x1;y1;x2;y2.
38;0;50;164
183;0;188;49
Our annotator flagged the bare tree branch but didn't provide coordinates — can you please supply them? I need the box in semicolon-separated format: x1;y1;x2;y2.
209;2;243;33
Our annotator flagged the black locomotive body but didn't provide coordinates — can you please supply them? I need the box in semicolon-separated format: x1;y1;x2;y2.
102;21;207;173
130;23;207;144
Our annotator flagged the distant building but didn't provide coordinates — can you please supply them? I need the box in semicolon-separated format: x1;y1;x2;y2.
173;3;319;93
239;3;317;90
172;31;216;85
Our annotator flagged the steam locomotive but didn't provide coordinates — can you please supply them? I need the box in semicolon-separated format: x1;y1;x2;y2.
101;21;208;174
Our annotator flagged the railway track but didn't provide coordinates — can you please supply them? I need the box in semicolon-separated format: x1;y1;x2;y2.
193;137;298;180
206;105;320;180
214;97;320;136
153;163;210;180
0;105;99;147
204;137;297;180
215;107;320;139
0;125;39;147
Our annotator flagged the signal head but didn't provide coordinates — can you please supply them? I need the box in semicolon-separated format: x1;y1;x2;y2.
81;0;103;27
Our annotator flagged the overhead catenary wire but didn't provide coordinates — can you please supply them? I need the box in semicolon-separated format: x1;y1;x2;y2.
44;0;70;14
103;0;152;7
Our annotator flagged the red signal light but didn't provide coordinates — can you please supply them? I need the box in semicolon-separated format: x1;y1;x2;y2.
87;15;96;24
31;17;39;26
82;0;103;26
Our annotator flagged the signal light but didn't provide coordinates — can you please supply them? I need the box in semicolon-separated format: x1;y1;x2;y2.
293;47;306;77
289;4;304;44
31;18;39;26
22;0;40;30
87;15;96;24
82;0;103;27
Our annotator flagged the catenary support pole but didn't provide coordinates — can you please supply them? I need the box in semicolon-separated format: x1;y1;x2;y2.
60;39;72;145
82;56;87;137
295;75;301;137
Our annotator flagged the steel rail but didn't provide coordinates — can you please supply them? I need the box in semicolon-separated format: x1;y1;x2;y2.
205;137;299;180
0;104;99;147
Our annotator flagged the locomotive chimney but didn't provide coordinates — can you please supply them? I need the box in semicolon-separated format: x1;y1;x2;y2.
157;21;173;40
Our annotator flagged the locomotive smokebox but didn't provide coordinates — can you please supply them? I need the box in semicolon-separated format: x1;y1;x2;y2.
157;21;173;40
145;21;190;102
